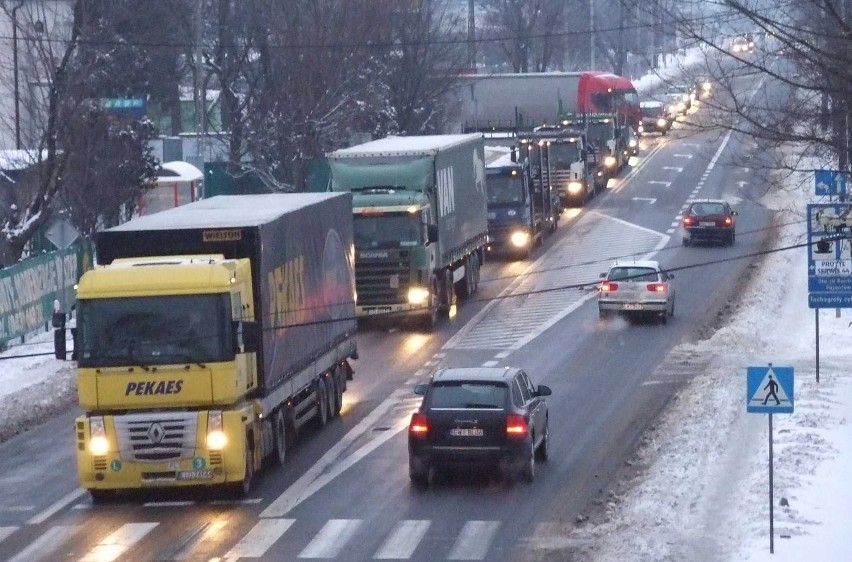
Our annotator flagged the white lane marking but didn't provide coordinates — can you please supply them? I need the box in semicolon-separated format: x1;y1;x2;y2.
632;197;657;204
599;212;668;237
261;393;409;518
494;351;511;359
208;498;264;505
424;360;438;367
299;519;362;559
662;166;683;172
666;228;675;234
481;360;499;367
0;526;17;543
7;525;80;562
0;506;34;512
434;352;446;358
143;501;195;507
706;129;733;170
648;180;671;187
222;518;294;560
79;522;158;562
374;520;431;560
673;153;693;158
670;222;679;228
448;520;500;560
27;488;86;525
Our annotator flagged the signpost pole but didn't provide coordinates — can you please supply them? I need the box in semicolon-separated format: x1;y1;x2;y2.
815;309;820;383
769;412;774;554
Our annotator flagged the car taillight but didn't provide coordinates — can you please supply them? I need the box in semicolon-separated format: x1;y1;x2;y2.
409;413;429;436
506;414;528;436
683;215;695;225
724;216;733;226
646;283;667;293
600;281;618;292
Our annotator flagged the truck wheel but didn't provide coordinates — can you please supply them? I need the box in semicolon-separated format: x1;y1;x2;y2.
229;438;255;497
325;375;336;420
316;378;329;427
273;410;287;466
332;369;344;416
456;256;472;299
89;489;116;505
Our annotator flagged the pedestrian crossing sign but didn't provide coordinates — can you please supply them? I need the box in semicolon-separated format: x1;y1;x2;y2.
747;366;794;414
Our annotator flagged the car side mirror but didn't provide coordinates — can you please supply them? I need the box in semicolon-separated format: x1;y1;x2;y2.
234;320;261;354
599;272;606;278
414;383;429;396
536;384;552;397
426;224;439;244
732;210;738;215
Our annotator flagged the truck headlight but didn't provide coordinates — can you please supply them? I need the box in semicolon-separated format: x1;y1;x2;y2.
637;125;644;133
604;156;617;167
207;410;227;450
628;138;637;148
89;416;109;455
567;181;583;194
408;286;430;305
510;231;530;247
657;118;667;127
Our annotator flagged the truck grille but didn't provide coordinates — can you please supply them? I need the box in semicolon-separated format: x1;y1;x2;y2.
114;412;198;462
355;252;410;306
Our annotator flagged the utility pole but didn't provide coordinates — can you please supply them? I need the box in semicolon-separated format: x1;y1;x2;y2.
12;1;24;149
467;0;476;71
590;0;595;69
195;0;204;170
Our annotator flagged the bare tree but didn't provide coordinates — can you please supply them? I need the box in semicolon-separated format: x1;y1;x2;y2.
479;0;567;72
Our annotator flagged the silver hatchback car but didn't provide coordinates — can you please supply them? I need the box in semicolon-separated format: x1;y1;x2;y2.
598;260;675;323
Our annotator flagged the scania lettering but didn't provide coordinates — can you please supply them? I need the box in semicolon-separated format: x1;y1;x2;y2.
57;194;357;501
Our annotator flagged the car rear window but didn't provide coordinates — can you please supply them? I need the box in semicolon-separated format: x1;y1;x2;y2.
607;267;659;282
428;382;507;409
691;203;726;215
641;106;663;117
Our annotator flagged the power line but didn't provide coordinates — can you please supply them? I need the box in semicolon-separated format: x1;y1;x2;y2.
0;231;827;362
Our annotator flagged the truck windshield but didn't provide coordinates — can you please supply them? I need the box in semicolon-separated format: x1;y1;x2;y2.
76;294;233;368
548;143;580;170
586;122;613;145
354;213;422;249
486;173;524;206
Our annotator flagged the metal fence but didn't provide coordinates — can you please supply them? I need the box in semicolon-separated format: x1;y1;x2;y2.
0;240;93;345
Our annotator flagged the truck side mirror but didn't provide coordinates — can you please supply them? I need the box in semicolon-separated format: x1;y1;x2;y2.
234;320;261;354
426;224;439;244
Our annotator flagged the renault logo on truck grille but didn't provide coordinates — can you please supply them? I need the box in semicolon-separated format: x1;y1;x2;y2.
147;423;166;444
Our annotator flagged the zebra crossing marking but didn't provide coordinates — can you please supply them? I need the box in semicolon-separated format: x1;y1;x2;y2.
79;522;158;562
448;520;500;560
222;518;294;560
7;525;79;562
299;519;362;558
373;520;431;560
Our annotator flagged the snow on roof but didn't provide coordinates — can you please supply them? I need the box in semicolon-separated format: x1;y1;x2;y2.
108;193;343;231
329;134;483;158
610;259;660;269
0;149;47;171
157;161;203;183
484;146;516;168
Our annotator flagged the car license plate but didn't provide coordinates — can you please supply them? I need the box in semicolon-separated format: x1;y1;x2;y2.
699;221;716;227
623;303;644;310
450;428;483;437
176;470;214;481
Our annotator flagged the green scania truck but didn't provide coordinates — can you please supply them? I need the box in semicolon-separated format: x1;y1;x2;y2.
327;134;488;330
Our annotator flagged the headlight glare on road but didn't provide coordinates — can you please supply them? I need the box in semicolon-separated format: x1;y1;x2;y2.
510;231;530;247
604;156;617;167
408;286;430;305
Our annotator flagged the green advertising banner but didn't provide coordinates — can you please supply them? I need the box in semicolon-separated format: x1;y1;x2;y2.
0;240;93;345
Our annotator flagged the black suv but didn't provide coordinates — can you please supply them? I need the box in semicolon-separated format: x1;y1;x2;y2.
408;367;551;486
682;199;737;246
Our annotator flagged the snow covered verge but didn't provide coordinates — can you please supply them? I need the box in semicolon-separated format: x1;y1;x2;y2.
0;331;76;443
531;165;852;561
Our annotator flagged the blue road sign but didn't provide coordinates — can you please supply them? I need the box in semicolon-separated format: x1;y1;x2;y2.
806;203;852;308
815;169;847;196
747;366;794;414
